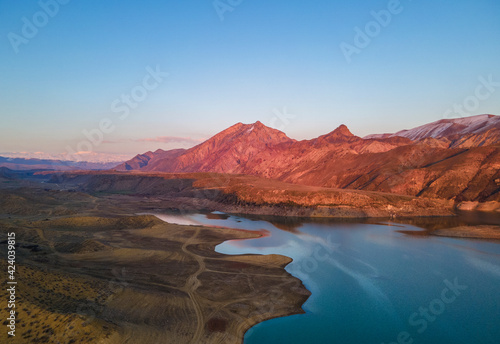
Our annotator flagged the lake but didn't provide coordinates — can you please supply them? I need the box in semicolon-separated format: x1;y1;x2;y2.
154;212;500;344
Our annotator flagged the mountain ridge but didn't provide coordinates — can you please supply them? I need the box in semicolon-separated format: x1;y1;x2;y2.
0;156;121;171
115;115;500;202
365;114;500;141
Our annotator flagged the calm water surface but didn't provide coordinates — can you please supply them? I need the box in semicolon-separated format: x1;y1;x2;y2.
154;213;500;344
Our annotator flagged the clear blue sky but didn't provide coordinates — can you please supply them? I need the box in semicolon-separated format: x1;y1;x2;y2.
0;0;499;161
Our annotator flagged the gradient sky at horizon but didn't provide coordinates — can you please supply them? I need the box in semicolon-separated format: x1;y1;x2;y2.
1;0;499;161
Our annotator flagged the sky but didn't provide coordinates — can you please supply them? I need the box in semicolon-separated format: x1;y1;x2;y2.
0;0;499;162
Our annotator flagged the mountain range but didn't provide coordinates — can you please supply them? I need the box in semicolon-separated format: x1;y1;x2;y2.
116;114;500;203
0;156;120;171
365;114;500;147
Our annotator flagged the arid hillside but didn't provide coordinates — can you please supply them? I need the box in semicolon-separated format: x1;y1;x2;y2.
0;181;309;344
47;171;455;218
115;115;500;203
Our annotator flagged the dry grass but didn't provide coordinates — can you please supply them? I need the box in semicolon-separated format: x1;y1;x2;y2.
0;183;310;343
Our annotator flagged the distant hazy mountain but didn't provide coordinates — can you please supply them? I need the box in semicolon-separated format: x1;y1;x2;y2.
115;149;186;171
0;156;121;171
115;115;500;202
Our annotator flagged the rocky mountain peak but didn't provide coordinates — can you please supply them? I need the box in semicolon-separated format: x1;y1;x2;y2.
331;124;354;137
315;124;357;144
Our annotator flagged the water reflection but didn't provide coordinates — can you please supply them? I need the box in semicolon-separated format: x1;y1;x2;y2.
150;211;500;344
205;212;230;220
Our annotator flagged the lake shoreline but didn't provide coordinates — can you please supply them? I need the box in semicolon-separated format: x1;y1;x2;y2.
0;183;311;344
431;225;500;240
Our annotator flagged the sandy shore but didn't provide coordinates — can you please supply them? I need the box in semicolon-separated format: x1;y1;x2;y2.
431;225;500;240
0;183;310;343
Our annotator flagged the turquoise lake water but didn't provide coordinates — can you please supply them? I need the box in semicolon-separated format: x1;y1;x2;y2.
154;213;500;344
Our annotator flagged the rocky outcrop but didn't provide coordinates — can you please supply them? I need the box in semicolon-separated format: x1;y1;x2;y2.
50;171;455;218
116;115;500;203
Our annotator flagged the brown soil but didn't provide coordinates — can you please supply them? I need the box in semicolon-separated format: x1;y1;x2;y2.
43;171;455;218
0;182;310;343
431;225;500;240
